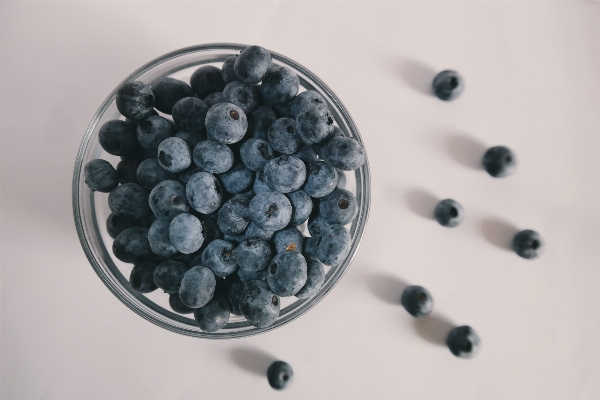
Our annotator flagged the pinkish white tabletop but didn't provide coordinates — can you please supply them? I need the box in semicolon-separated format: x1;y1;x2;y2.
1;1;599;399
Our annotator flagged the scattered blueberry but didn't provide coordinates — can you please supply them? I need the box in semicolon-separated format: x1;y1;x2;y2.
302;236;319;260
194;292;230;332
205;102;248;144
116;81;155;120
218;195;251;235
314;125;344;158
136;115;174;150
285;190;313;226
319;188;358;225
99;120;140;157
247;106;277;140
153;260;189;294
274;227;303;253
291;145;318;165
434;199;464;228
150;77;195;114
221;55;238;84
244;222;275;241
203;92;225;108
190;65;225;99
268;118;303;154
482;146;517;178
201;239;238;277
226;280;245;315
223;81;259;114
315;224;351;266
291;90;327;117
512;229;543;259
106;213;139;239
112;226;153;263
263;155;306;193
84;159;119;192
260;66;299;104
193;140;234;174
295;258;325;299
157;137;191;173
169;293;193;314
401;286;434;318
446;325;481;359
148;180;190;219
240;138;274;171
179;265;216;308
303;161;337;198
186;171;223;214
249;191;292;231
218;163;255;194
116;159;139;184
108;183;152;220
267;251;307;296
235;239;273;272
253;171;271;194
172;97;209;132
320;136;366;171
267;361;294;390
148;218;179;257
240;280;280;328
307;214;329;237
234;46;272;84
136;158;175;190
129;258;160;293
295;104;334;145
432;70;464;101
170;213;205;254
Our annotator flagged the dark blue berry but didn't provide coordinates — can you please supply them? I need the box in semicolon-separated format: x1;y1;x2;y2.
112;226;153;263
218;195;251;235
235;239;273;272
223;81;259;114
295;104;334;145
106;213;138;239
226;280;245;315
224;233;246;246
148;180;190;219
247;106;277;140
285;190;313;226
249;191;292;231
319;188;357;225
157;137;191;173
221;55;238;84
291;90;327;117
260;66;299;104
274;227;303;253
170;213;205;254
295;258;325;299
153;260;189;294
313;125;343;158
193;140;234;174
263;155;306;193
446;326;481;359
267;361;293;390
136;158;176;190
321;136;366;171
512;229;543;259
125;109;158;129
201;239;237;277
136;115;174;150
315;224;351;266
148;218;179;257
203;92;225;108
244;222;275;241
303;161;337;198
99;120;140;157
240;138;274;171
302;236;319;260
272;100;294;118
179;265;216;308
84;159;119;192
175;129;207;149
483;146;516;178
307;214;329;237
253;171;271;194
116;159;139;184
234;46;272;84
150;77;195;114
108;183;151;220
432;70;464;101
169;293;193;314
194;292;230;332
190;65;225;99
175;164;204;184
116;81;155;120
129;258;160;293
240;280;280;328
237;268;268;283
291;145;318;165
434;199;464;228
205;103;248;144
267;251;307;296
218;163;255;194
172;97;209;131
268;118;302;154
186;171;222;214
401;286;434;318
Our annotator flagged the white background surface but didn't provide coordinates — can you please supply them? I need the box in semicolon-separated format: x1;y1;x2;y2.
2;1;600;399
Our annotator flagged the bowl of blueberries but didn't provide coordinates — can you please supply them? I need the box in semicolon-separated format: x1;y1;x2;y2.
73;43;370;338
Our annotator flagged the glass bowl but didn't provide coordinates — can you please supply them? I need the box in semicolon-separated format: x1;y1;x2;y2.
72;43;371;339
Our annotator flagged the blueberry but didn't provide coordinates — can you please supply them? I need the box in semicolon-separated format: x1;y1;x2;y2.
295;104;334;145
247;106;277;140
218;195;251;235
147;218;178;257
237;268;268;283
263;155;306;193
242;222;273;242
336;168;346;189
272;100;294;118
98;120;140;157
186;172;222;214
201;239;238;277
226;280;245;315
150;77;195;114
171;97;209;132
223;81;259;114
237;187;256;201
432;70;465;101
116;81;155;120
136;115;174;150
274;227;303;253
295;258;325;299
112;226;153;263
267;361;293;390
203;92;226;108
129;258;160;293
194;292;230;332
285;190;313;226
174;129;207;149
291;145;318;165
314;125;344;158
177;164;204;185
169;293;193;314
482;146;517;178
224;233;246;246
84;159;119;192
205;103;248;144
108;183;151;220
307;214;329;237
136;158;175;190
116;159;139;184
249;191;292;231
401;286;434;318
157;137;191;173
218;163;255;194
512;229;544;259
446;326;481;359
193;140;234;174
302;236;319;260
170;213;205;254
106;213;139;239
153;261;189;292
291;90;328;117
315;224;351;266
268;118;303;155
190;65;225;99
319;188;357;225
260;66;299;104
240;280;280;328
222;55;238;84
233;46;271;84
235;239;273;272
179;265;216;308
253;171;271;194
267;251;307;296
240;138;274;171
125;109;158;129
434;199;464;228
303;161;337;198
321;136;366;171
197;214;224;247
148;180;190;219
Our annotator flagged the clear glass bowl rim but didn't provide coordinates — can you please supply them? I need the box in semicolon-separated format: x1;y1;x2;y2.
72;43;371;339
